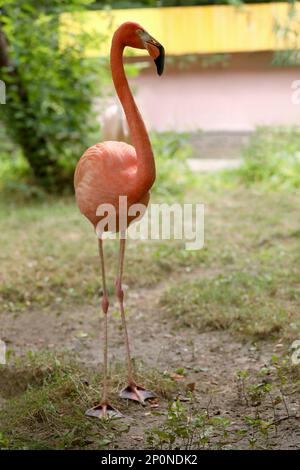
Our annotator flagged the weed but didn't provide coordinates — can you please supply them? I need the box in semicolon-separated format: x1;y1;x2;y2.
146;352;300;450
146;399;233;450
234;354;300;448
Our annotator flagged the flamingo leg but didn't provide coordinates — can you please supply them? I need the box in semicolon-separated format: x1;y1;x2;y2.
117;233;157;405
86;238;123;419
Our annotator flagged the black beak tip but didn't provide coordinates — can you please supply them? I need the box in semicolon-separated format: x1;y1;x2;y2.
154;45;165;76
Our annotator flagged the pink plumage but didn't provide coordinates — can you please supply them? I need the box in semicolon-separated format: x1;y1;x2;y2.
74;22;164;419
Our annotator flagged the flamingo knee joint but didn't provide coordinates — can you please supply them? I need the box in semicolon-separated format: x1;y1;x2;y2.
102;296;109;314
115;278;124;302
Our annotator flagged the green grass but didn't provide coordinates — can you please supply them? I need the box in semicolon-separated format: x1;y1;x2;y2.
0;194;209;313
0;352;181;450
1;349;299;450
160;184;300;340
0;353;120;450
1;126;300;449
1;168;300;343
160;271;296;339
157;127;300;341
1;127;300;339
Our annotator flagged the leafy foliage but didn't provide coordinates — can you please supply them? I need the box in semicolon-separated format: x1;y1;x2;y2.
146;353;300;450
91;1;291;8
237;127;300;189
0;0;101;190
146;399;233;450
272;1;300;66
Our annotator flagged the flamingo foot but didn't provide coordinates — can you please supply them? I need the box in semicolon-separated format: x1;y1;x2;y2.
119;382;157;404
85;402;123;419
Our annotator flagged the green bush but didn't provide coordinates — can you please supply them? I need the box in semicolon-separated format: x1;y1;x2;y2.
237;127;300;189
0;0;101;190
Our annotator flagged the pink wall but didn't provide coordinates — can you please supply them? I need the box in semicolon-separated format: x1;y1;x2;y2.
130;52;300;132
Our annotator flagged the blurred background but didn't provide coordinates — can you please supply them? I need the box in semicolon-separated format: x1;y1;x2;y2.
1;0;300;451
1;0;300;192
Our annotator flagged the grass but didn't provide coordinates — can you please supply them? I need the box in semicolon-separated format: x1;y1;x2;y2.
0;351;182;450
1;350;299;450
0;195;209;314
194;128;300;341
1;126;300;449
1;165;300;339
160;183;300;340
0;353;118;450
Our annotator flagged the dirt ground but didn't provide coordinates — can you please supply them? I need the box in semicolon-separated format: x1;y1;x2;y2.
1;267;299;450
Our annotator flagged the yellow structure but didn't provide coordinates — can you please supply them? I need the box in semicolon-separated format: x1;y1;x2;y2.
60;2;300;56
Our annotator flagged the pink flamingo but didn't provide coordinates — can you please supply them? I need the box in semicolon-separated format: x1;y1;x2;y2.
74;22;164;418
101;101;131;144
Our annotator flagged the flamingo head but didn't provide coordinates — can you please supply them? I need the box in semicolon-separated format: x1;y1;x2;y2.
118;22;165;76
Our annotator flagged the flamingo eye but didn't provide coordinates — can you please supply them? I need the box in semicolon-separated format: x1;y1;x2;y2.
136;29;151;43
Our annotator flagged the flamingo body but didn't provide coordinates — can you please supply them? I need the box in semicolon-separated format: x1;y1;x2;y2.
74;141;150;229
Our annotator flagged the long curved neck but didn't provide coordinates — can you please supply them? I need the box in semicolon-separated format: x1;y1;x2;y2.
110;33;156;194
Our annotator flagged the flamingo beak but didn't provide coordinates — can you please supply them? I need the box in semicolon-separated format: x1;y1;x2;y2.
137;30;165;76
153;42;165;76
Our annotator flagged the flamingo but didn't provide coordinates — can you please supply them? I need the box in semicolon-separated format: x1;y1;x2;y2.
74;22;164;418
101;101;131;144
